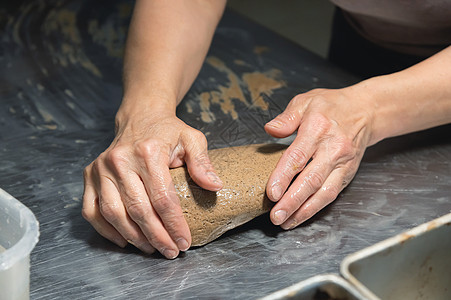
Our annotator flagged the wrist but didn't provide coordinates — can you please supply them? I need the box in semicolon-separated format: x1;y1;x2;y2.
115;95;177;130
347;75;396;146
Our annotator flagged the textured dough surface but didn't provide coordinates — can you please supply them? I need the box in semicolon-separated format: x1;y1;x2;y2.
170;143;287;247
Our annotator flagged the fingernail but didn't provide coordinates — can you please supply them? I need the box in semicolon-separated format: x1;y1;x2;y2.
141;243;155;254
116;239;128;248
274;210;287;225
284;221;298;230
176;238;189;252
207;172;223;186
163;249;178;259
266;119;284;129
272;184;283;200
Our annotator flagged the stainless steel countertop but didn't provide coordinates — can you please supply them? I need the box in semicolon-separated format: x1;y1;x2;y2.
1;1;450;299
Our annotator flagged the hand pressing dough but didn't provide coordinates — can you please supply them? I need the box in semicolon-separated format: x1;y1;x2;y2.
170;143;287;247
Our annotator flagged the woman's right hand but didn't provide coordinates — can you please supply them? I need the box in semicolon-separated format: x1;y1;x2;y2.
82;0;227;259
82;110;223;259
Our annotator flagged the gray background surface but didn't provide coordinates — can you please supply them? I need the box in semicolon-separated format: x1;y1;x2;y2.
1;1;450;299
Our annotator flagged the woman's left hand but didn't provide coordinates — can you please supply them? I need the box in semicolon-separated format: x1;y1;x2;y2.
264;87;374;229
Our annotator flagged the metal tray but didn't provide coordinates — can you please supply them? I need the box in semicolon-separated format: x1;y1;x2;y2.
260;274;365;300
341;213;451;300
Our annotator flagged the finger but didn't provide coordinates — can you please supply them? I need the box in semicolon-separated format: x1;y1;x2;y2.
264;95;305;138
182;130;223;191
141;153;192;255
119;170;186;259
265;112;299;138
97;174;156;254
270;155;333;226
266;116;327;202
280;168;348;230
82;174;128;248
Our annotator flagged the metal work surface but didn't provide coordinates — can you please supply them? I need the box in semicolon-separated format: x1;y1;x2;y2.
1;1;450;299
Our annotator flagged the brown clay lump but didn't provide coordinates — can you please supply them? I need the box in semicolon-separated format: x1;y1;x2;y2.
169;143;287;246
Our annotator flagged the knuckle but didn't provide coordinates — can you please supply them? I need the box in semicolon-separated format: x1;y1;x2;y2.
287;147;308;166
330;137;356;162
127;201;149;223
342;178;350;188
81;206;94;222
195;152;212;168
308;91;328;104
135;139;160;159
321;185;340;201
305;171;324;190
83;165;91;177
99;202;121;223
151;189;173;214
183;129;208;152
310;112;332;134
122;184;142;201
106;147;129;169
289;90;325;110
90;158;102;174
191;129;207;143
341;170;356;188
290;94;305;106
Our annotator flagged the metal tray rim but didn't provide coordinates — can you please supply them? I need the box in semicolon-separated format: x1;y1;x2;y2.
259;273;365;300
340;212;451;300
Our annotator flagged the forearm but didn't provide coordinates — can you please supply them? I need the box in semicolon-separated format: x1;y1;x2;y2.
353;46;451;145
117;0;226;122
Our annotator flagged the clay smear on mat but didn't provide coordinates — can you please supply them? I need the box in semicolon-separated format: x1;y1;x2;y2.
189;56;285;123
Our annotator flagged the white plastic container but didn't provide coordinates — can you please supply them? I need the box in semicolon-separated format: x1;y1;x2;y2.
0;189;39;300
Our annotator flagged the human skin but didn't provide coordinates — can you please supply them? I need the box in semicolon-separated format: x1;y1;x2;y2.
82;0;227;259
82;0;451;259
265;47;451;229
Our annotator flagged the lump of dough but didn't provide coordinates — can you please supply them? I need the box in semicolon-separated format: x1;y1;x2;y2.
170;143;287;247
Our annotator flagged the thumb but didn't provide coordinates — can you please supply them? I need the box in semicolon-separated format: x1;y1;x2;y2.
183;131;223;192
264;108;301;138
